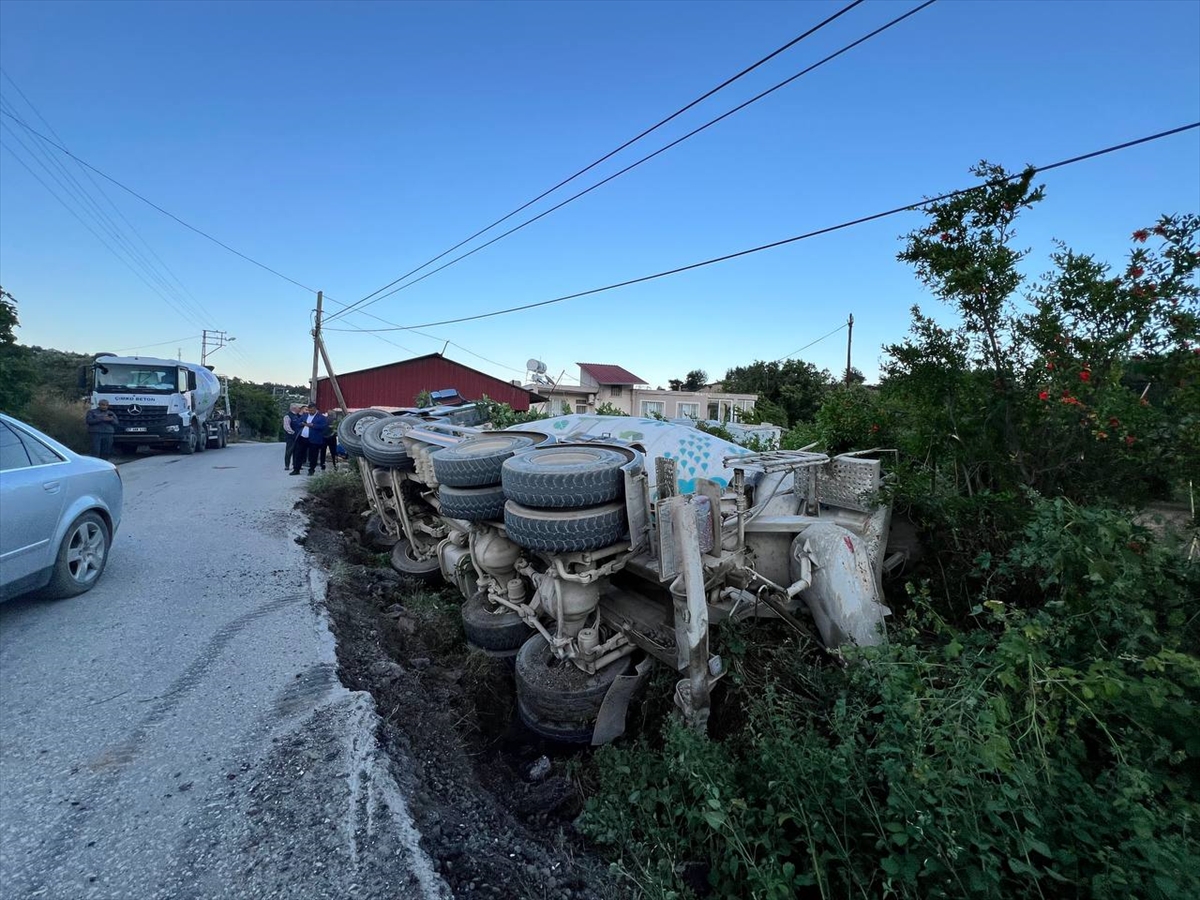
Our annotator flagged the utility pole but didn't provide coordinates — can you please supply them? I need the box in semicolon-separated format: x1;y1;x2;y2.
201;329;236;367
310;291;323;404
844;313;854;385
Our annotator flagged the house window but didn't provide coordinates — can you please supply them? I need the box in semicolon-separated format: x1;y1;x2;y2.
641;400;665;418
610;385;623;396
677;402;699;419
707;402;719;420
576;401;589;414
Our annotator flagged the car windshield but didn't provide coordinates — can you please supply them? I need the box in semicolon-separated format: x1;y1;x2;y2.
95;364;179;393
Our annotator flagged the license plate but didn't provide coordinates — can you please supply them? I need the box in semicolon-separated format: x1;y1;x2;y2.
126;427;147;433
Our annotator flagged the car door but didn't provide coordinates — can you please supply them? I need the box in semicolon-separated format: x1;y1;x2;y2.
0;421;68;587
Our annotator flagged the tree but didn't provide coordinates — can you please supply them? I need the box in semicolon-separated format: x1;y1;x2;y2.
228;379;279;438
885;160;1199;503
0;287;35;414
722;359;835;427
683;369;707;391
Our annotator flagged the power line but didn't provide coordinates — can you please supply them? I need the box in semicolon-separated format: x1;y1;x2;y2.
329;0;874;323
0;134;213;331
113;335;203;353
774;323;848;363
329;0;938;324
336;122;1199;333
0;107;320;294
2;68;218;330
0;92;215;330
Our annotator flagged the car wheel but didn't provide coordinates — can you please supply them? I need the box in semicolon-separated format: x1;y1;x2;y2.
389;537;442;583
431;434;535;488
515;633;632;744
461;590;531;655
501;446;626;508
43;511;111;599
503;500;627;553
438;483;507;522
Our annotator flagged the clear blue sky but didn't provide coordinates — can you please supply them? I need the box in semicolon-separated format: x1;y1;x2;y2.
1;0;1197;391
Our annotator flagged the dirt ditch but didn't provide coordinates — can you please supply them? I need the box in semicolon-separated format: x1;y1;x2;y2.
297;479;629;900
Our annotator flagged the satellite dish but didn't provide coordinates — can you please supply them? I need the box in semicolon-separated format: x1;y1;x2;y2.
526;358;547;375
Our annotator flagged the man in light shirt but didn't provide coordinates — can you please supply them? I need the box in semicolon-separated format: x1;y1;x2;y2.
282;403;302;472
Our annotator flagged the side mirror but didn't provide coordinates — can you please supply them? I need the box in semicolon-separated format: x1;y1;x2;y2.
77;366;89;391
187;371;197;391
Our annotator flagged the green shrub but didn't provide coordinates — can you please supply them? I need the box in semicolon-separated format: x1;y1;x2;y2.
579;498;1200;900
21;388;89;452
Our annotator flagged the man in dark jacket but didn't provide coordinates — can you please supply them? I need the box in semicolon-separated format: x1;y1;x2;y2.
283;404;302;471
290;405;328;475
85;400;118;459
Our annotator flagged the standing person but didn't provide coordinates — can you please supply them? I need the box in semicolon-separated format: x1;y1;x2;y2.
321;411;340;471
291;405;328;476
85;400;118;460
282;403;302;471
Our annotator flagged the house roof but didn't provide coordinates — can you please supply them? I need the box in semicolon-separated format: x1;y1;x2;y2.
315;352;545;401
577;363;647;385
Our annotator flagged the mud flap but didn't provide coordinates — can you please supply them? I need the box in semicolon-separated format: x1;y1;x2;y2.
591;657;654;746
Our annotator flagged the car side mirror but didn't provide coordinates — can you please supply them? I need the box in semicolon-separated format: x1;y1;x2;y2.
187;371;197;391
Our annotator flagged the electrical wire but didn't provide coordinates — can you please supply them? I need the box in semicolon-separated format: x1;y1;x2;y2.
327;0;937;324
774;323;848;363
0;107;321;295
0;98;214;331
0;135;213;332
334;121;1199;333
112;335;203;353
337;0;868;319
2;68;218;330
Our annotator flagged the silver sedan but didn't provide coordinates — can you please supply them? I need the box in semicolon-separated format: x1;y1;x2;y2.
0;413;123;599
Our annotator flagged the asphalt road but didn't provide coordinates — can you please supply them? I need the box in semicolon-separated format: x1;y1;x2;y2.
0;442;448;900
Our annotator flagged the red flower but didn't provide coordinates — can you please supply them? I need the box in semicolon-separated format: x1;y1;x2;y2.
1045;362;1055;370
1153;224;1166;236
1125;435;1136;446
1097;431;1108;440
1108;417;1121;427
940;232;952;242
1061;395;1081;406
870;424;880;433
1079;370;1091;382
1133;229;1150;242
1128;266;1145;279
1038;390;1049;401
1133;287;1145;297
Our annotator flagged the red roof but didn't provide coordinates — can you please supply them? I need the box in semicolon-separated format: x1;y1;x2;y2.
316;353;542;411
578;363;646;385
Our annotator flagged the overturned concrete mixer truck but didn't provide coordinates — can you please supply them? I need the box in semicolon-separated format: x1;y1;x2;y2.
339;407;897;745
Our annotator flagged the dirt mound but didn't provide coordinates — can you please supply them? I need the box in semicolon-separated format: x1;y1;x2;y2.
297;490;627;899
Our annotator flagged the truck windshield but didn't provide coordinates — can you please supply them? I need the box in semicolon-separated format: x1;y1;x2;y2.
95;364;179;393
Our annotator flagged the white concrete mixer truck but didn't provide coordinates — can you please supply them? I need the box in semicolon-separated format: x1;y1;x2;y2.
86;355;231;455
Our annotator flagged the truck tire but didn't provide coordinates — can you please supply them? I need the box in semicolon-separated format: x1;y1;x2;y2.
178;425;196;455
195;423;207;453
390;537;442;583
340;409;390;459
515;633;632;744
361;417;415;469
431;434;535;488
364;513;399;549
503;500;626;553
438;484;507;522
461;591;531;654
501;446;625;508
42;511;111;599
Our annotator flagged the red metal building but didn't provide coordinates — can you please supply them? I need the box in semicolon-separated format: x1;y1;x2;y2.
315;353;540;411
